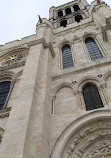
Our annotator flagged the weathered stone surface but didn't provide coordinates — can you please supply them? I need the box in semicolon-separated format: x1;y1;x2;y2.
0;0;111;158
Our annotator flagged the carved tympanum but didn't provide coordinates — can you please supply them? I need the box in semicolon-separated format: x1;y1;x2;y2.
62;118;111;158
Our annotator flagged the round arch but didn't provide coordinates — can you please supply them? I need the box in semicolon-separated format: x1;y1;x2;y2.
52;82;75;97
75;75;103;91
74;76;109;110
50;109;111;158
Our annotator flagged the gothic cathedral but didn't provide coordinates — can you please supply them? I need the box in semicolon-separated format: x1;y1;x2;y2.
0;0;111;158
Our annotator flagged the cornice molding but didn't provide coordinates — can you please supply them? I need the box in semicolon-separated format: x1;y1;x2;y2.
0;39;55;59
27;38;55;57
52;56;111;80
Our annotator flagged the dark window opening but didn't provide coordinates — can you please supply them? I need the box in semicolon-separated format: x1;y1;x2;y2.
58;10;63;17
62;44;74;69
0;81;11;110
83;84;104;111
65;8;71;15
60;20;67;27
85;37;103;61
75;15;83;22
73;5;80;11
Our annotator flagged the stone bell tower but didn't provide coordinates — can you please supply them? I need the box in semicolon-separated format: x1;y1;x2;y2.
0;0;111;158
49;0;89;28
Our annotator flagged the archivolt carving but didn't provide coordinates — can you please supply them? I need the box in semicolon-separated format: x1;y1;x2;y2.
50;110;111;158
0;70;15;81
65;120;111;158
85;141;111;158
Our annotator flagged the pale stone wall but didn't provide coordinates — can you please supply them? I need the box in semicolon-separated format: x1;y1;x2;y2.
55;87;77;114
0;0;111;158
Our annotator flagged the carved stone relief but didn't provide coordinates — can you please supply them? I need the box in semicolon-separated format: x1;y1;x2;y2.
2;51;28;67
54;25;99;44
62;118;111;158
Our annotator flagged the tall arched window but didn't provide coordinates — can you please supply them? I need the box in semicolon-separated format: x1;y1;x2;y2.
85;37;103;61
0;81;11;110
83;84;104;111
62;44;74;69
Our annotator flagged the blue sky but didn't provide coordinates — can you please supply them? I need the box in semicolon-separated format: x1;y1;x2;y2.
0;0;111;44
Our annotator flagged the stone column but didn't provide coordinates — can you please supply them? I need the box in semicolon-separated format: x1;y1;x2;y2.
99;83;109;106
52;96;56;114
0;42;44;158
0;20;54;158
74;90;85;110
63;10;66;16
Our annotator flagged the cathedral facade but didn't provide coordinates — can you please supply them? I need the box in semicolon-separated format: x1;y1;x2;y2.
0;0;111;157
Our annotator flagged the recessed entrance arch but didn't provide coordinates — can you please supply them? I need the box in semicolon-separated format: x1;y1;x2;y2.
50;109;111;158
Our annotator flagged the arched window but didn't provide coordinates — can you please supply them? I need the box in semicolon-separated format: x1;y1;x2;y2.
83;84;104;111
58;10;63;17
60;20;67;27
65;8;71;15
0;81;11;110
85;37;103;61
75;15;83;22
62;44;74;69
73;5;80;11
